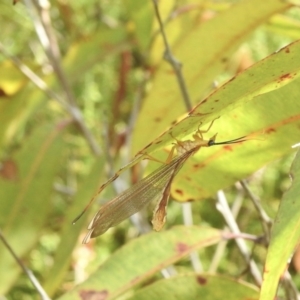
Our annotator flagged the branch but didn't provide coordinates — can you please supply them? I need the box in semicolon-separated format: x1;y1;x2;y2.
209;186;244;272
25;0;76;106
0;43;101;156
239;180;273;244
0;230;51;300
151;0;201;272
239;180;299;297
216;190;262;285
21;0;101;155
151;0;192;111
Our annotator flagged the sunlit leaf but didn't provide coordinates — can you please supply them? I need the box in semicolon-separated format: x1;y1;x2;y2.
132;0;292;152
139;40;300;201
0;123;66;294
129;274;259;300
58;226;222;300
43;157;106;296
260;149;300;300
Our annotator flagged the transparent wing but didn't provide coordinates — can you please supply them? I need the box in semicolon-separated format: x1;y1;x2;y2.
83;149;195;243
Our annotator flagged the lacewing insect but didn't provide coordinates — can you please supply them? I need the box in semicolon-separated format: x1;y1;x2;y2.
75;120;247;244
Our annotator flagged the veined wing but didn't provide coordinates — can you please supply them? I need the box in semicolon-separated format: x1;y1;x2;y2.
82;148;195;243
151;163;178;232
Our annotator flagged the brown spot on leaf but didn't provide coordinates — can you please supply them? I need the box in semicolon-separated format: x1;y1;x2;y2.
187;198;195;202
265;128;276;134
278;73;292;82
175;189;183;195
0;159;18;181
154;117;161;122
196;275;207;285
223;145;233;151
214;99;219;102
193;163;205;169
79;289;108;300
285;48;290;53
176;242;189;253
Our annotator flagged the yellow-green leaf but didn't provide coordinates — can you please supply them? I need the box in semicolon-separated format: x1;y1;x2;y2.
132;0;292;153
129;274;259;300
0;123;66;294
58;226;222;300
43;157;106;296
260;149;300;300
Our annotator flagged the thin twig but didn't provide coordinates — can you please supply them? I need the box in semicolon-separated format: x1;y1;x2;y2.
239;180;273;244
281;271;300;300
209;186;244;273
224;232;259;242
151;0;204;273
151;0;192;111
182;202;203;273
15;0;101;155
26;0;77;106
239;180;299;297
0;230;51;300
216;190;262;285
151;0;203;273
0;43;100;156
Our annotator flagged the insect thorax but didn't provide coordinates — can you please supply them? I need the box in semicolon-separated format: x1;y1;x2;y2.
176;140;199;156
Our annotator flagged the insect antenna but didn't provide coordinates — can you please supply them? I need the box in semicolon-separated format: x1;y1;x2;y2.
208;136;247;146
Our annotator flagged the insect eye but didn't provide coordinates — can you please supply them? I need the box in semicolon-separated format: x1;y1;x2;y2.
208;139;215;146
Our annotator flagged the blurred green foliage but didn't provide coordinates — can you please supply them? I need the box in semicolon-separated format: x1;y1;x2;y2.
1;1;300;300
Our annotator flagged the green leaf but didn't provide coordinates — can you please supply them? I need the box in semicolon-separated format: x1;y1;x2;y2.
43;157;106;296
57;226;222;300
123;0;153;52
63;27;128;83
136;40;300;201
132;0;292;152
260;149;300;300
85;39;300;209
0;26;127;153
0;123;66;294
129;274;259;300
266;14;300;40
0;85;44;151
